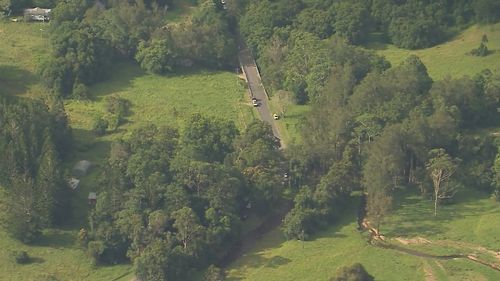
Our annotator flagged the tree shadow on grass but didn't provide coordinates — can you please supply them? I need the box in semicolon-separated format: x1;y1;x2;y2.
0;65;38;96
265;256;292;268
35;229;75;249
90;60;143;100
89;60;231;101
64;128;112;229
29;257;45;264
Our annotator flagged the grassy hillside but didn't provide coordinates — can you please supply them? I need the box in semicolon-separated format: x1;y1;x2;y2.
227;189;500;281
0;21;48;97
369;24;500;80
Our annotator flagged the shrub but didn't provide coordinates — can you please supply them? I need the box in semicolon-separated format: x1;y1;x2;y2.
87;241;105;266
332;263;374;281
105;95;130;117
92;116;108;136
14;251;31;264
470;42;490;57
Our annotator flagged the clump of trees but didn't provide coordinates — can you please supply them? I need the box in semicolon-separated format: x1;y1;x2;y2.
238;0;500;104
240;0;500;56
82;118;283;279
0;96;72;243
280;43;500;238
471;35;490;57
39;0;236;97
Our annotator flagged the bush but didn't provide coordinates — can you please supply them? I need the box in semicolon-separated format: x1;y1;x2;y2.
105;95;130;117
203;265;226;281
72;83;89;100
14;251;31;264
470;42;490;57
77;228;88;248
92;116;108;136
104;95;130;129
87;241;105;266
332;263;374;281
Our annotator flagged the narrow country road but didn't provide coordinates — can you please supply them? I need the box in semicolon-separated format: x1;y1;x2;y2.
238;48;284;147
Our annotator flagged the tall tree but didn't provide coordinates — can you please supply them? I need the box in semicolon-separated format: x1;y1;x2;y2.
172;207;204;255
363;126;403;233
494;149;500;201
426;149;460;216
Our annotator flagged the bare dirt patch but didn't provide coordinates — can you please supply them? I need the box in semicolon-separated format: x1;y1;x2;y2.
395;237;431;245
423;262;437;281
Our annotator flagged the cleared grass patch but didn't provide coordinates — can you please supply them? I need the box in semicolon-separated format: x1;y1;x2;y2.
369;24;500;80
268;98;310;145
0;21;48;96
65;61;253;140
0;229;132;281
227;189;500;281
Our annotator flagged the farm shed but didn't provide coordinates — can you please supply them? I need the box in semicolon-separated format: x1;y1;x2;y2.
88;192;97;205
23;7;51;21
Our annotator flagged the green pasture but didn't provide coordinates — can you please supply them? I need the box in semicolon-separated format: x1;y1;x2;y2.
370;23;500;80
0;21;48;97
227;189;500;281
268;98;310;145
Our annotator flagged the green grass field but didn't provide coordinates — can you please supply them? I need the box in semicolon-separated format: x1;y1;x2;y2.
369;23;500;80
0;21;48;97
227;189;500;281
0;229;133;281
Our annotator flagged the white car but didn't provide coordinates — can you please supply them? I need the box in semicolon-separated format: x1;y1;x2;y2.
273;113;279;120
252;97;258;107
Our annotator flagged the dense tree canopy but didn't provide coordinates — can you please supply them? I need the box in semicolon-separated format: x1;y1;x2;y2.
0;96;71;243
82;118;284;279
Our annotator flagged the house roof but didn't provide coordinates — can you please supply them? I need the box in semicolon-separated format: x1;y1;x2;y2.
24;7;51;15
68;178;80;190
88;192;97;200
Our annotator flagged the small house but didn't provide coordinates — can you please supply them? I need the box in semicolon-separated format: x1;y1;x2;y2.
23;7;51;22
67;178;80;190
88;192;97;205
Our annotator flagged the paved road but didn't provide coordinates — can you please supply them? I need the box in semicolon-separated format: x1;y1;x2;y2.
238;48;283;147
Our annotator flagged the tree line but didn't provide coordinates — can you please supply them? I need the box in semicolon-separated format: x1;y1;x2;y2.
237;0;500;104
0;95;72;243
37;0;236;99
281;44;500;238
